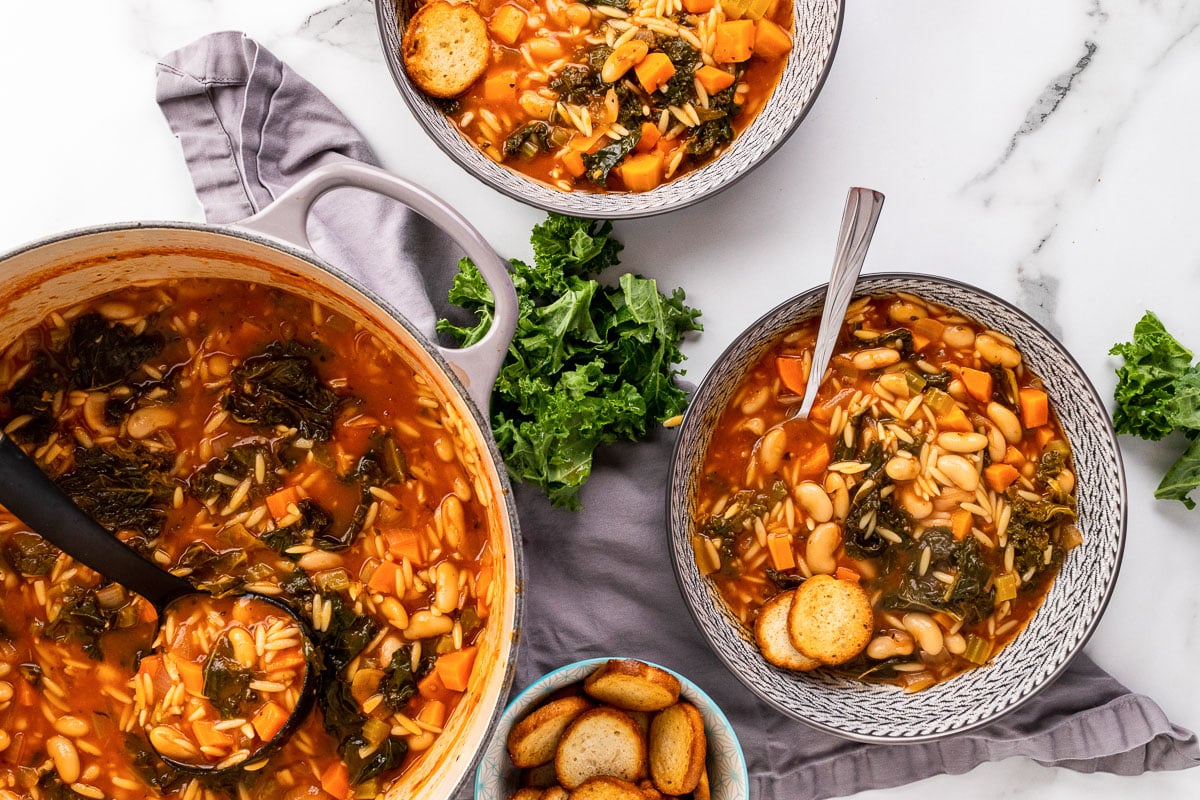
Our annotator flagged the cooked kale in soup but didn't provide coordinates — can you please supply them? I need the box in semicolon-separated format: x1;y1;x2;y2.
0;280;500;798
691;293;1083;691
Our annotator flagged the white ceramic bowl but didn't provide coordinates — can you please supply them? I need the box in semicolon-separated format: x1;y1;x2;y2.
474;657;749;799
666;274;1127;742
376;0;843;218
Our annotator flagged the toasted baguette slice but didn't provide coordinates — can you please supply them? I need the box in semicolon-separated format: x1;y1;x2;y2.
555;707;648;790
694;765;711;800
566;776;648;800
648;701;707;795
511;789;544;800
401;1;489;98
539;787;570;800
508;695;594;768
526;762;560;788
755;590;822;671
583;660;680;712
787;574;873;665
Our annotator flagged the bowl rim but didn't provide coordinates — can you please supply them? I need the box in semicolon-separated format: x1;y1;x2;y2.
665;271;1128;743
473;656;750;798
374;0;845;218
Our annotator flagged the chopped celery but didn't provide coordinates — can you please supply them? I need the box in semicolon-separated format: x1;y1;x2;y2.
962;634;991;665
361;716;391;747
994;572;1019;603
924;387;955;415
315;567;352;593
904;369;927;395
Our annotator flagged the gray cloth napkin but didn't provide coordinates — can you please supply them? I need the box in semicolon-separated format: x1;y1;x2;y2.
155;32;1200;800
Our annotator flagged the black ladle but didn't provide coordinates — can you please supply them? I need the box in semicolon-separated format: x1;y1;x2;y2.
0;432;318;775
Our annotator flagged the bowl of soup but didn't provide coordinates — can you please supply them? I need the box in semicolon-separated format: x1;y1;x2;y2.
0;164;524;797
376;0;843;217
666;274;1126;742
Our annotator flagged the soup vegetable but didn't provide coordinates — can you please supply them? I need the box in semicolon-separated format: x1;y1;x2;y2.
692;293;1083;692
414;0;794;192
0;280;500;799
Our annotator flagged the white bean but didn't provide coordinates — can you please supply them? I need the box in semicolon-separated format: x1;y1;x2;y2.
805;522;842;575
852;348;901;371
888;300;928;324
740;385;771;415
984;422;1007;463
47;735;81;783
901;612;944;656
898;486;932;519
936;432;988;454
126;405;177;439
227;627;257;669
936;454;979;491
824;474;850;520
757;427;787;475
433;562;461;614
404;611;454;641
52;715;90;738
0;730;9;754
793;481;833;523
1057;469;1076;493
986;401;1023;444
876;371;910;398
866;630;915;660
942;324;976;350
884;454;920;482
976;332;1022;367
600;39;649;83
298;549;343;572
439;495;467;553
944;632;967;655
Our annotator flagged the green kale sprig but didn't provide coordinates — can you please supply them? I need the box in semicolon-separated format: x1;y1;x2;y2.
437;214;701;509
1110;311;1200;508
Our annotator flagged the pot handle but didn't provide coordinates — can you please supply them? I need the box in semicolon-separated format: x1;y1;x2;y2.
235;161;516;414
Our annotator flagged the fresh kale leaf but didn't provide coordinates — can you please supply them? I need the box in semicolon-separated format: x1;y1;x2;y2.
437;214;701;508
1155;433;1200;509
1110;311;1194;440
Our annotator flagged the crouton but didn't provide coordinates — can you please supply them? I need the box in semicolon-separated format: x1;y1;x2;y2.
566;776;648;800
401;1;490;98
555;707;648;789
583;660;680;712
648;702;706;795
509;695;595;768
754;590;822;671
786;574;873;665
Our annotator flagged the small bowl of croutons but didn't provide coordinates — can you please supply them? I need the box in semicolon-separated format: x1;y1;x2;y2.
475;657;749;800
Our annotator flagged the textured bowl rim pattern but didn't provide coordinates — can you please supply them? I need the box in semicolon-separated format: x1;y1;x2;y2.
473;657;750;799
375;0;844;218
666;273;1128;743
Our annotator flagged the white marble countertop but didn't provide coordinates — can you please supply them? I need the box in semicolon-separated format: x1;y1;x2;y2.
2;1;1199;798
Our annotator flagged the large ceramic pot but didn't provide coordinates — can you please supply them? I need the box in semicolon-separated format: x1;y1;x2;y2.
0;162;524;798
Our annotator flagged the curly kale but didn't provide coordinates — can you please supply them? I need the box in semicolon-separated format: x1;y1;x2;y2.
43;585;121;659
504;122;554;158
56;445;177;541
583;131;642;185
225;341;341;441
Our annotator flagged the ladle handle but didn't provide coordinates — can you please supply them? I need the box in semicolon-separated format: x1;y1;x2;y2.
0;433;194;611
796;188;886;419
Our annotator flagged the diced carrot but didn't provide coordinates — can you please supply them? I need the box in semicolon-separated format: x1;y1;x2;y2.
909;316;946;351
252;700;291;742
634;52;676;94
1003;445;1025;466
417;699;448;729
616;151;665;192
797;441;830;480
384;527;424;565
192;719;234;749
713;20;756;64
984;463;1020;493
695;65;736;95
320;757;351;800
752;18;793;59
634;121;661;154
1035;428;1057;449
368;559;402;595
1019;388;1049;428
175;659;205;694
937;404;974;433
960;368;993;404
834;566;860;583
137;654;163;683
775;356;808;396
266;652;308;672
561;149;586;178
766;534;795;571
950;509;973;541
682;0;715;11
418;668;447;700
265;486;303;521
483;70;519;101
488;4;527;46
475;563;494;619
435;646;478;693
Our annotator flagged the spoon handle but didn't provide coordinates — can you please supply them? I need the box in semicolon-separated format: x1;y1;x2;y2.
0;433;194;611
796;187;886;419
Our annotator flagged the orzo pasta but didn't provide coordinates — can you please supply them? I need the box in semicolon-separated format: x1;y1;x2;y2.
415;0;794;192
692;293;1083;692
0;279;500;798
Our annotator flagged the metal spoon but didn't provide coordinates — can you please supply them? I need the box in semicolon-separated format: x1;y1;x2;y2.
793;187;885;419
0;432;318;775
